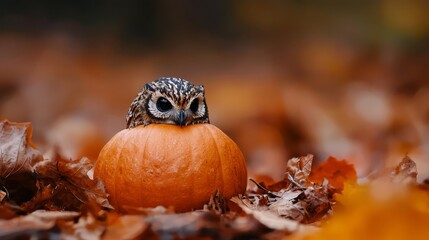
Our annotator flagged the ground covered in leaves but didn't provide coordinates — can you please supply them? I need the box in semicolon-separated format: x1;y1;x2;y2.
1;119;428;240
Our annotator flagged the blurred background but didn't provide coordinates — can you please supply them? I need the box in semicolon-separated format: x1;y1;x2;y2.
0;0;428;182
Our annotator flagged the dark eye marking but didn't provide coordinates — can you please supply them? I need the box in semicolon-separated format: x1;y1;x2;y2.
156;97;173;112
190;98;199;113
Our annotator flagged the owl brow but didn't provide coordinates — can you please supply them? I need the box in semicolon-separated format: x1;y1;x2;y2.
181;87;196;106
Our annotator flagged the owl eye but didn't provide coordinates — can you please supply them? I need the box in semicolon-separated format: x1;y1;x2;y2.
190;98;199;113
156;97;173;112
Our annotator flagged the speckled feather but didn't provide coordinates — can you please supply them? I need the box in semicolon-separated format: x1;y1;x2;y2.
126;77;210;128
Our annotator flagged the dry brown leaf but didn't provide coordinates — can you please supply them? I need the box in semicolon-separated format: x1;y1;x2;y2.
0;210;79;239
203;190;228;214
138;209;270;239
147;212;217;238
0;203;19;219
30;210;80;221
286;154;313;187
366;156;419;202
0;120;42;204
231;196;301;232
26;151;111;211
268;191;305;221
59;213;105;240
0;120;42;176
103;214;147;240
233;155;332;232
226;215;271;238
0;190;6;202
391;155;417;184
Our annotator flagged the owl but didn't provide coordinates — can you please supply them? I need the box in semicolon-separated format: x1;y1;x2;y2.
126;77;210;128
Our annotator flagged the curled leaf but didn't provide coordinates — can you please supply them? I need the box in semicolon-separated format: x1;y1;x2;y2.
0;120;42;204
26;151;112;211
286;154;313;187
233;155;333;232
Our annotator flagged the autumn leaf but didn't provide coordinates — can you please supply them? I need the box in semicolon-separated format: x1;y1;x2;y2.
0;120;41;176
263;154;314;192
295;184;429;240
0;120;42;204
286;154;313;187
0;210;79;239
390;155;417;184
232;154;332;232
309;156;357;192
294;157;429;240
103;214;147;240
23;151;112;212
0;203;19;220
231;196;302;232
59;212;105;240
203;190;243;215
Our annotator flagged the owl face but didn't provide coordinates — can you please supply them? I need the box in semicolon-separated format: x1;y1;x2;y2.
126;77;210;128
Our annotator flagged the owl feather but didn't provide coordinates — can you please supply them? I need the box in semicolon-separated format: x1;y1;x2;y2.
126;77;209;128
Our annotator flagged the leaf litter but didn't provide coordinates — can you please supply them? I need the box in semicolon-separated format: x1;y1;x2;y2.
0;120;428;239
232;154;334;233
0;120;42;204
25;150;112;212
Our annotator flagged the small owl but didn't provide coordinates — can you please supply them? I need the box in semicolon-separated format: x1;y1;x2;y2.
126;77;210;128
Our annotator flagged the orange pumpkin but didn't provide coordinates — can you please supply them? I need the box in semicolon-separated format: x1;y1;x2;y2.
94;123;247;213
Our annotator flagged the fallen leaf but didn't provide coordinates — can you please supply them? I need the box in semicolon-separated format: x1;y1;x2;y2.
148;212;221;239
25;151;112;211
309;156;357;192
203;190;228;214
59;213;105;240
231;196;301;232
268;191;306;221
0;190;6;202
391;155;417;184
0;203;18;219
296;183;429;240
295;158;429;240
364;156;419;203
0;210;79;239
30;210;80;221
144;209;271;239
0;120;42;176
0;120;42;204
103;214;147;240
237;155;332;229
286;154;313;187
226;215;272;238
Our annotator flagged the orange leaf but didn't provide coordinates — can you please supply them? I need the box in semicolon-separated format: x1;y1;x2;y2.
309;156;357;192
296;184;429;240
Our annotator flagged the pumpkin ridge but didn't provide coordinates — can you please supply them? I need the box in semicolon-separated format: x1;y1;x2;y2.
139;125;154;209
112;130;131;210
186;128;196;209
202;124;224;197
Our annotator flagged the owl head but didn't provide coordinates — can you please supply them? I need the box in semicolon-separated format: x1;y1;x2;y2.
126;77;210;128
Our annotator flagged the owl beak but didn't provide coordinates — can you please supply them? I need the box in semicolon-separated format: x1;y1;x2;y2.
177;110;187;126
